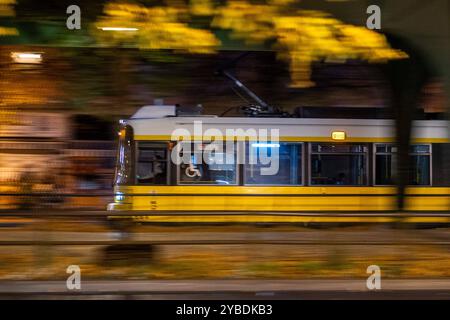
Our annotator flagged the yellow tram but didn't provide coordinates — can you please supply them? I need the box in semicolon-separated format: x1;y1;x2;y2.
108;105;449;223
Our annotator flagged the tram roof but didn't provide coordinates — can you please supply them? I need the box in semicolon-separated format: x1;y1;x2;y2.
123;116;449;143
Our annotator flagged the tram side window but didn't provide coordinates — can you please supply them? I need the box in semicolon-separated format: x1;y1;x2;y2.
310;144;367;186
374;144;431;185
375;144;397;185
244;142;302;185
136;142;168;185
177;142;237;185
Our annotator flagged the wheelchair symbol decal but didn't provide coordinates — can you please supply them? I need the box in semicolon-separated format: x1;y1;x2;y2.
185;163;201;178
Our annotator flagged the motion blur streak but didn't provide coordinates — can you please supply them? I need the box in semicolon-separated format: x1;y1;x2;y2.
0;0;448;299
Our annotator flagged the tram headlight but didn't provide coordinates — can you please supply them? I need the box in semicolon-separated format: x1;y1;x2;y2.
114;192;125;203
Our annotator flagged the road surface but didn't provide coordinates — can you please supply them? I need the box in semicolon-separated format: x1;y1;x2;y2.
1;279;450;299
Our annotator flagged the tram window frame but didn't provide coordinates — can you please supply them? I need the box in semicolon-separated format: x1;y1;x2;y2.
135;141;170;185
373;143;432;186
243;142;304;186
176;141;239;186
308;143;369;186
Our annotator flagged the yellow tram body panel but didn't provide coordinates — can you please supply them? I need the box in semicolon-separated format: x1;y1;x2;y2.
110;186;449;212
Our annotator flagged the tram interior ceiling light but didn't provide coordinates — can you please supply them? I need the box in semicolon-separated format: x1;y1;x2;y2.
251;143;280;148
331;131;346;141
99;27;139;31
11;52;43;64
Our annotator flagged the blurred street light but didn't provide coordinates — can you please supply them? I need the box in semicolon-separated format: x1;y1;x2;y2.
11;52;43;64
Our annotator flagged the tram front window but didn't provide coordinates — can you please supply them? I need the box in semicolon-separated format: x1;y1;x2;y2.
178;142;237;185
310;144;367;186
136;142;168;185
114;125;134;185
